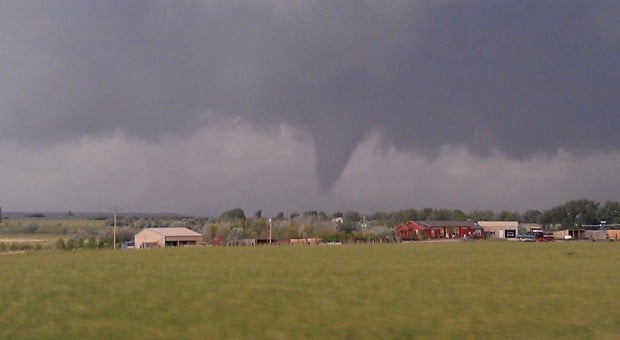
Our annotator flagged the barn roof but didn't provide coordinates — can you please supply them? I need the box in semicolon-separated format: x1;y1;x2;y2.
416;220;480;228
146;227;202;237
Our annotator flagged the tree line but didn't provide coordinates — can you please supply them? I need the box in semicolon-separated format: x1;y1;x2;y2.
368;199;619;229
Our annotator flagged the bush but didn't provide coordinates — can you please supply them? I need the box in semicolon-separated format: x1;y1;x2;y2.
0;241;45;252
65;238;77;250
86;236;98;249
8;242;33;251
21;223;40;233
55;238;66;250
318;231;348;243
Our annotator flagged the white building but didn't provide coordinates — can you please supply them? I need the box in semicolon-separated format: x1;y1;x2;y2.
134;227;202;248
477;221;519;239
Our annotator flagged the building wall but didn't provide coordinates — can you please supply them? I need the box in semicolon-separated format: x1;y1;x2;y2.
227;239;256;246
607;230;620;241
134;229;165;248
477;221;518;239
289;238;320;245
165;235;203;243
396;225;412;239
584;230;608;241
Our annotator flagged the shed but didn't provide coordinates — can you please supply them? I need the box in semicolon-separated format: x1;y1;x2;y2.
553;229;586;240
477;221;519;239
134;227;203;248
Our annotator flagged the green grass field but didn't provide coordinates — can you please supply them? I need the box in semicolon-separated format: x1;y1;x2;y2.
1;242;618;339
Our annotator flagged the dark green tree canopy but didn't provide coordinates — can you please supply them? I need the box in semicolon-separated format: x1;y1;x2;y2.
219;208;246;222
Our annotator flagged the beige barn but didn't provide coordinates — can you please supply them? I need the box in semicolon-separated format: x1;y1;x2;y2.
134;227;203;248
477;221;519;239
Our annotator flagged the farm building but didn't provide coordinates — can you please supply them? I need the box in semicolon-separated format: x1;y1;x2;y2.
288;238;320;245
552;229;586;240
582;224;620;241
607;229;620;241
477;221;519;239
417;220;483;239
227;238;257;246
395;221;424;240
396;220;482;240
134;227;203;248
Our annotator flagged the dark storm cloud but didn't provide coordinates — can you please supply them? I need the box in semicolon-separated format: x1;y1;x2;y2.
1;1;618;190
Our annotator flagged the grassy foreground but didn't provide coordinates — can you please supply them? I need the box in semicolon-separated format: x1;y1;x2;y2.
1;242;618;339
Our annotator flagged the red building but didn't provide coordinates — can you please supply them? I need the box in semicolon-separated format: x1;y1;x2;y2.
396;220;482;240
395;221;424;240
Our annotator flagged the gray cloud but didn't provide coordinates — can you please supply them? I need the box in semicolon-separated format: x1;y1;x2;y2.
1;1;618;191
2;125;618;215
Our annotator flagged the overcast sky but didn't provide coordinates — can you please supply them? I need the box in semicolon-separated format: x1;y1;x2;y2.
1;1;618;216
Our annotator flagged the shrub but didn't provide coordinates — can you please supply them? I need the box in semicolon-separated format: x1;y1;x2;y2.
55;238;66;250
65;238;77;250
21;223;40;233
8;242;32;251
86;236;98;249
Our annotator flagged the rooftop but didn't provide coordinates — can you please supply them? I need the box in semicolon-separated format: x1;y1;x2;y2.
147;227;202;237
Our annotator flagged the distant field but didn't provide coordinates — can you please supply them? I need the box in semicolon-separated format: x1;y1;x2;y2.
0;242;618;338
0;217;102;233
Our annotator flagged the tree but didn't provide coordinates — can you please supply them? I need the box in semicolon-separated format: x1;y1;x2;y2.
227;227;244;242
254;210;262;219
540;199;600;229
431;209;452;220
371;211;390;222
344;211;362;223
521;210;542;224
567;199;599;226
303;211;318;217
470;210;496;221
337;221;357;234
598;201;620;224
244;218;268;238
451;209;468;220
498;210;520;221
369;226;395;241
419;208;434;220
169;220;189;228
219;208;246;222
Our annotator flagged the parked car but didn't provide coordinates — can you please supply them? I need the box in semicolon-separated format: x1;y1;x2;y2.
516;234;536;242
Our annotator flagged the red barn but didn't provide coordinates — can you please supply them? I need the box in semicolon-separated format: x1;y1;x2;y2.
395;221;424;240
396;220;482;240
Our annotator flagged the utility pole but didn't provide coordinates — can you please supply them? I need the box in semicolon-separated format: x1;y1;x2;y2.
112;207;119;250
268;218;272;246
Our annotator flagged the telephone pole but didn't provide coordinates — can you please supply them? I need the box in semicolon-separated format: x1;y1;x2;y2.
268;218;272;246
112;207;119;250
